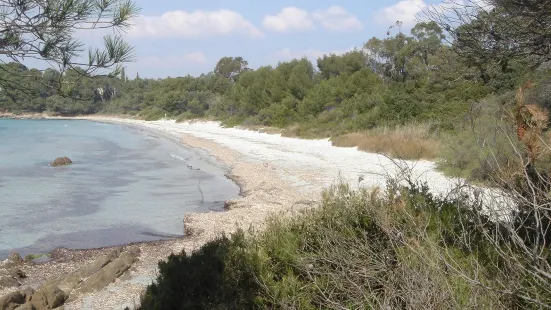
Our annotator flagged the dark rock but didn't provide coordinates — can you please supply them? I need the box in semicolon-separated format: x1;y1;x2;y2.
19;288;34;304
0;291;25;310
51;157;72;167
8;268;25;280
0;277;20;289
223;200;235;210
31;286;66;310
223;199;246;210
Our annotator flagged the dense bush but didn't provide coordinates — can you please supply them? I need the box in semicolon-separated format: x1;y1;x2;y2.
136;180;551;310
139;234;260;310
0;21;500;131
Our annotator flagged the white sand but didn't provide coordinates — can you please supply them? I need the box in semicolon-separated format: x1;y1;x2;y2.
3;116;508;309
121;119;510;214
111;119;460;194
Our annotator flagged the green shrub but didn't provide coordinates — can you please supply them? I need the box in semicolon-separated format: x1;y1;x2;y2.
138;232;261;310
438;95;522;183
136;180;551;310
139;106;169;121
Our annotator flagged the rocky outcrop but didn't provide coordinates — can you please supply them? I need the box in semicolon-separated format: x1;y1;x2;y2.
0;291;25;310
70;247;139;296
0;247;140;310
223;199;237;210
223;199;248;210
0;288;33;310
0;114;46;120
51;158;72;167
30;286;65;310
13;303;33;310
0;266;26;290
8;269;25;280
0;277;20;289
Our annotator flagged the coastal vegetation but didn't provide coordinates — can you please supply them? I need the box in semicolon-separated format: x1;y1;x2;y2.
136;80;551;310
133;1;551;309
137;175;551;309
2;1;550;183
2;0;551;309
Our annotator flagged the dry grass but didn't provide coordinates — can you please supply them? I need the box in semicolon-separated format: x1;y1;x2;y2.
239;125;284;135
227;123;441;158
331;124;440;160
235;124;336;140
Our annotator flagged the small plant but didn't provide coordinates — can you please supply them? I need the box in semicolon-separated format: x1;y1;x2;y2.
24;253;50;262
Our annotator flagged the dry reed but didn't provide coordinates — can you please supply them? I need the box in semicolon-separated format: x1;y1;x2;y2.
331;124;440;160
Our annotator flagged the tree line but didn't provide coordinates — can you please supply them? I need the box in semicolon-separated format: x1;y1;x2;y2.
2;2;549;138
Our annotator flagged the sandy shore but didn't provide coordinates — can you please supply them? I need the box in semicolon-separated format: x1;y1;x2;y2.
0;116;475;309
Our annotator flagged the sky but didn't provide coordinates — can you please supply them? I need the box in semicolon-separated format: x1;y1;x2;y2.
32;0;448;79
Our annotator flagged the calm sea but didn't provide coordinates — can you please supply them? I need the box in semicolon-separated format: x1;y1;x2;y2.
0;119;239;259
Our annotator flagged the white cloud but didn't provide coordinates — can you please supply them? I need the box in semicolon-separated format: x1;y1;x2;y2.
277;48;326;61
312;6;363;32
140;52;209;67
376;0;427;27
263;6;362;33
129;10;263;39
262;7;315;32
375;0;493;28
276;47;357;63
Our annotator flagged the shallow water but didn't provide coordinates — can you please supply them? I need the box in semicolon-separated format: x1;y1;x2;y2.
0;119;239;259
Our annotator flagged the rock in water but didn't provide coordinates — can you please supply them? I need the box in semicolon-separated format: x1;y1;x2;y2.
51;157;72;167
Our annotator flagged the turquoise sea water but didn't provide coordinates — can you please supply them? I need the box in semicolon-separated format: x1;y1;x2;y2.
0;119;239;259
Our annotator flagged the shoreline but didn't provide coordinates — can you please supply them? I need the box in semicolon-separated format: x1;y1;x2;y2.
0;117;240;259
1;116;320;309
1;115;486;309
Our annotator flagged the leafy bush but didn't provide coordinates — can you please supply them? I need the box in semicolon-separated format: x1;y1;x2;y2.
139;106;169;121
438;95;521;182
136;179;551;310
138;233;261;310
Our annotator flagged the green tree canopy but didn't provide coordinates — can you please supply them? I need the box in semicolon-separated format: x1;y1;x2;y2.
214;57;250;82
426;0;551;82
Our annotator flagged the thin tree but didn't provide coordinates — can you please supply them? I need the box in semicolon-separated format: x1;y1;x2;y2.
424;0;551;82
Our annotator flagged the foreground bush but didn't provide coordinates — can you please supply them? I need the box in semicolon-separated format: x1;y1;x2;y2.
136;178;551;310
